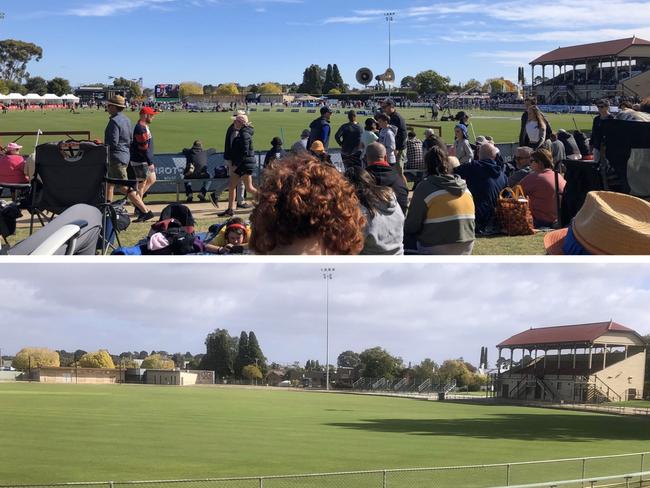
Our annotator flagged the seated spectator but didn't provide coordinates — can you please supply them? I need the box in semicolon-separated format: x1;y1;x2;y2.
404;145;475;255
405;131;424;170
204;217;250;254
264;137;287;167
365;142;408;213
454;143;507;234
544;191;650;255
182;140;214;203
557;129;581;160
520;149;566;228
345;166;404;255
454;124;473;164
309;140;333;165
249;155;365;255
508;146;533;187
549;132;566;165
422;128;437;153
291;129;310;154
0;142;29;184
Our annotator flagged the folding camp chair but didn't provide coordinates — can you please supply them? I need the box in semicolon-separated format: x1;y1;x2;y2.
26;141;136;254
555;159;604;227
601;118;650;197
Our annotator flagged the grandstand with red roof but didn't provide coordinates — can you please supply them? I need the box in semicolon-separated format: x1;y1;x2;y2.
529;37;650;104
495;321;646;403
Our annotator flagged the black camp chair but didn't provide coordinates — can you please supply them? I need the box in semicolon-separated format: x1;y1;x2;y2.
27;141;136;254
556;159;604;227
601;118;650;196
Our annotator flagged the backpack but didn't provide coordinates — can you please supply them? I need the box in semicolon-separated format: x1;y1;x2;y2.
158;203;195;233
146;218;197;255
213;165;229;178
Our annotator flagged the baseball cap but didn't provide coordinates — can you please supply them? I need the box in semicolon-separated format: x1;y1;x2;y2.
140;106;160;116
320;106;332;115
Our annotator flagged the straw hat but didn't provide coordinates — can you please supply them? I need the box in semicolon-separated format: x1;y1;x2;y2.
310;140;325;153
106;95;127;108
544;191;650;255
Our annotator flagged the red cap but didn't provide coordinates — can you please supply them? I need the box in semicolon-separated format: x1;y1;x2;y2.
140;107;160;116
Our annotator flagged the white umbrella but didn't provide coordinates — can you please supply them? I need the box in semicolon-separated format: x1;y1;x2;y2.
61;94;80;101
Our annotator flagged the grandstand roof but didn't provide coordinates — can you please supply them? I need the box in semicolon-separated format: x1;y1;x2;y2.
497;321;641;348
531;37;650;64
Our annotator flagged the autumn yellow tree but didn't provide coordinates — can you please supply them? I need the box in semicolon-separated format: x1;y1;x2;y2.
12;348;60;370
141;354;175;370
259;82;282;94
179;81;203;98
78;350;115;369
214;83;240;96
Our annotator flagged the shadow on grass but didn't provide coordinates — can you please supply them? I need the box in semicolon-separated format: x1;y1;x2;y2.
326;413;650;442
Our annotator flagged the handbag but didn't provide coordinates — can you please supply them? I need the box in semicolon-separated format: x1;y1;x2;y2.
495;185;535;236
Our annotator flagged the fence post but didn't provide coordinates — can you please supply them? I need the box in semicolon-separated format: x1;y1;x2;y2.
581;458;587;488
640;453;645;484
259;476;263;488
506;464;511;486
383;469;387;488
109;481;114;488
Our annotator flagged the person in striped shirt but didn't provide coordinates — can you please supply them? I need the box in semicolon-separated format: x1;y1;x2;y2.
404;145;475;255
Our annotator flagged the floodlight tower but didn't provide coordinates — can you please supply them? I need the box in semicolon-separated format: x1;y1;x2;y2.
321;267;335;391
385;12;395;71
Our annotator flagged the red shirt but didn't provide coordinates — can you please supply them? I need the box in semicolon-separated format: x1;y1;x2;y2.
0;154;28;184
520;169;566;225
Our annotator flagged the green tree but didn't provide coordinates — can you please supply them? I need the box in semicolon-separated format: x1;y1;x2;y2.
4;79;26;95
337;350;361;368
413;358;439;379
0;79;9;94
0;39;43;83
461;78;482;92
234;331;250;377
202;84;216;95
141;354;175;370
322;64;334;94
414;70;451;95
179;81;203;98
215;83;239;96
13;348;59;370
242;364;263;383
78;350;115;369
172;353;186;368
332;64;346;92
259;82;282;94
200;329;235;379
24;76;47;95
437;359;474;387
111;76;142;97
400;76;416;90
359;347;402;379
248;331;267;374
299;64;324;94
47;77;71;96
142;87;154;98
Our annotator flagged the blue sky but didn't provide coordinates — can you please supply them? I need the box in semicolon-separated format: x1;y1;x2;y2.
1;263;649;365
3;0;650;89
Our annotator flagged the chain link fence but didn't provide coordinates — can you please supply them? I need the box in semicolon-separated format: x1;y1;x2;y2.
2;452;648;488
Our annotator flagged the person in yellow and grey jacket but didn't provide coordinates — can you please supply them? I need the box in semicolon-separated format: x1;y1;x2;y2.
404;145;475;255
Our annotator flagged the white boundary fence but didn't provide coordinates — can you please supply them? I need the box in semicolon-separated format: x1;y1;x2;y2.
2;452;649;488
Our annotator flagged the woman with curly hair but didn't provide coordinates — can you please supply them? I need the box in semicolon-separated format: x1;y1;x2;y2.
250;155;366;255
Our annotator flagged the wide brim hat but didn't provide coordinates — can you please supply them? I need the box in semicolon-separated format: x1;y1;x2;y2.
6;142;23;151
107;95;127;108
544;191;650;255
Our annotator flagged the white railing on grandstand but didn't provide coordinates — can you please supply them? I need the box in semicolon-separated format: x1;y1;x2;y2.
2;451;648;488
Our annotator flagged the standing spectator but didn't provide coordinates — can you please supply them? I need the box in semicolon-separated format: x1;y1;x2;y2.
405;145;475;255
590;99;613;161
183;140;215;203
454;124;473;164
264;137;287;167
130;106;159;202
211;111;248;210
524;105;546;149
334;110;362;168
520;149;566;228
365;142;408;213
104;96;153;221
519;97;552;147
291;129;310;154
360;118;379;159
507;146;534;187
375;113;397;165
218;114;258;218
454;143;507;234
345;166;404;255
307;106;332;150
381;98;407;167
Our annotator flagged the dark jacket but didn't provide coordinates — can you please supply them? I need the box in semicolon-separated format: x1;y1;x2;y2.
264;146;287;167
182;146;215;176
519;111;552;147
307;117;331;150
230;126;256;165
590;114;613;150
389;111;407;151
223;124;236;161
335;122;362;155
454;158;507;229
366;163;409;214
557;131;581;158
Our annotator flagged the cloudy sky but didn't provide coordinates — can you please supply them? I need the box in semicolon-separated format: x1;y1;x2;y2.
1;263;649;367
2;0;650;88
